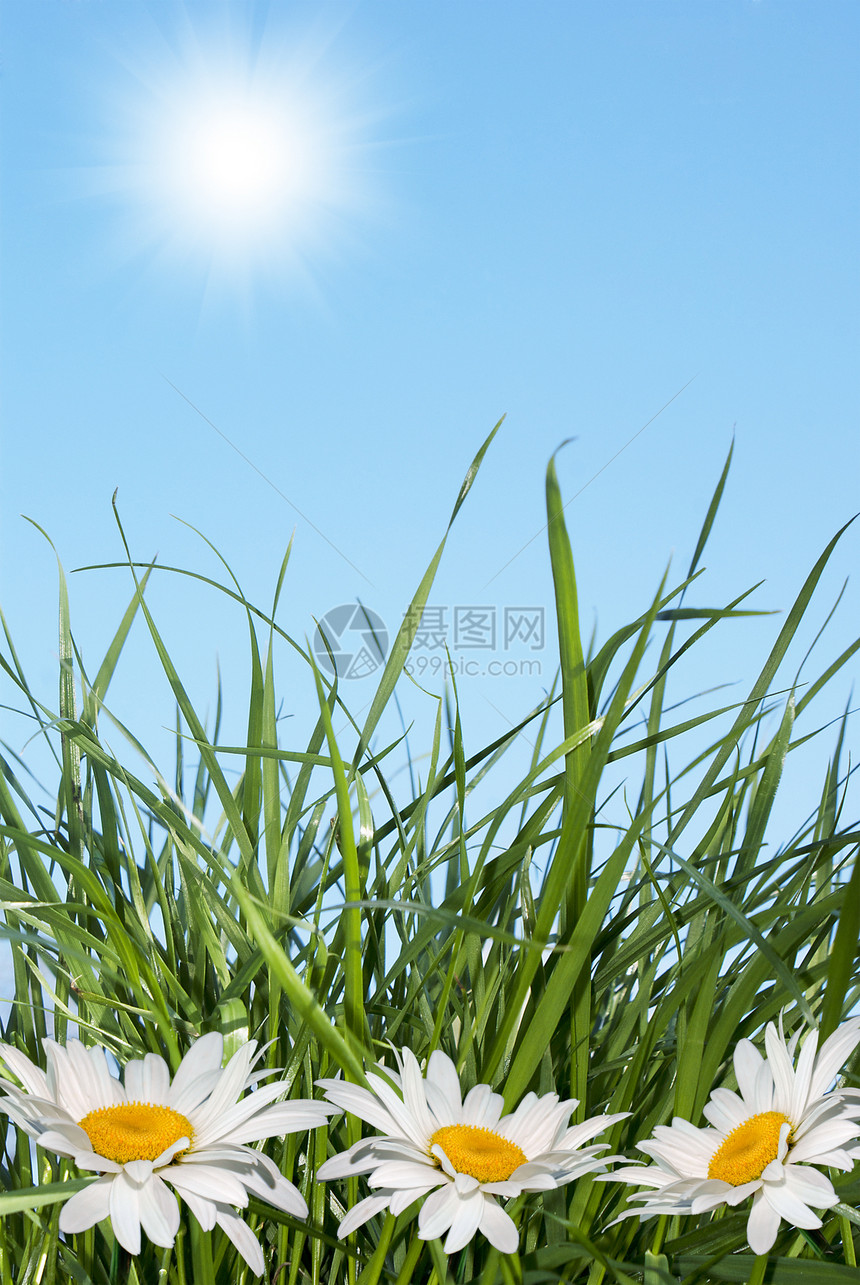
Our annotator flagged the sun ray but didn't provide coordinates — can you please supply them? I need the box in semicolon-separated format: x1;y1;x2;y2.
75;8;387;309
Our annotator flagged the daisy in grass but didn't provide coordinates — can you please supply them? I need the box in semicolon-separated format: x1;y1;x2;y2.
610;1017;860;1254
316;1048;627;1254
0;1033;334;1276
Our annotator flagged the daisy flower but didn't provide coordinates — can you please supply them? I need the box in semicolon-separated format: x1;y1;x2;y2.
0;1033;335;1276
610;1016;860;1254
316;1048;627;1254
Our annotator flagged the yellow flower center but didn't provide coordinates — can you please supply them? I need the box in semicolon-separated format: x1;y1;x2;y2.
78;1101;193;1165
429;1124;527;1183
707;1111;791;1185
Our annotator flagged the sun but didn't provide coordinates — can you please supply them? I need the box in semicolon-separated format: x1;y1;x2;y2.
170;98;291;227
86;11;384;301
153;85;318;246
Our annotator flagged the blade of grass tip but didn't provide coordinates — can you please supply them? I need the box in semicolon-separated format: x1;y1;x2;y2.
241;628;265;847
108;496;257;870
262;639;283;891
263;540;294;891
0;603;64;773
354;417;503;767
24;519;85;867
546;445;591;1117
85;566;154;722
794;634;860;719
686;437;734;582
734;692;795;881
665;514;857;854
546;445;591;815
819;844;860;1040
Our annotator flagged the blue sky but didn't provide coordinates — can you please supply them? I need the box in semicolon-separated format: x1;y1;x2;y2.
1;1;858;840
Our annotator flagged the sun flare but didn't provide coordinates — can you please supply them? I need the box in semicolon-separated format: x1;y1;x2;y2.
86;13;383;299
156;89;314;241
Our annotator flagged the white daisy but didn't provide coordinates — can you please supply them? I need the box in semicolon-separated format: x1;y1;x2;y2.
610;1016;860;1254
316;1047;627;1255
0;1033;335;1276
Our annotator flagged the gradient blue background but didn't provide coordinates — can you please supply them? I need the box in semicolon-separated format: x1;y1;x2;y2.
2;1;858;843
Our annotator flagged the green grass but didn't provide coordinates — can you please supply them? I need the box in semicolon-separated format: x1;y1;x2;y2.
0;435;858;1284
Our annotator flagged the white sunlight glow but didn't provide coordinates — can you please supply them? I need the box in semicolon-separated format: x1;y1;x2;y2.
157;90;315;243
87;12;384;304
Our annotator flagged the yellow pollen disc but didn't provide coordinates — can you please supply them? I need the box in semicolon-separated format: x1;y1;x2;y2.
707;1111;791;1185
78;1101;193;1165
430;1124;527;1183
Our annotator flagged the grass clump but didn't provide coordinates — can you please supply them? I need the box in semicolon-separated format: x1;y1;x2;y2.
0;432;858;1284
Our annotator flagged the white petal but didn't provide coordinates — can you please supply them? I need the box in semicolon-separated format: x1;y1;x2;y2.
501;1094;576;1155
780;1164;837;1208
338;1193;392;1238
461;1083;504;1129
809;1018;860;1101
443;1188;484;1253
367;1159;439;1189
433;1144;462;1180
761;1180;822;1230
215;1206;265;1276
691;1182;742;1213
764;1024;794;1116
790;1120;860;1163
733;1040;765;1106
123;1159;155;1185
424;1051;462;1122
75;1044;123;1114
478;1196;519;1253
702;1089;748;1135
362;1071;431;1147
37;1123;104;1158
400;1049;437;1139
137;1173;180;1247
188;1045;257;1135
162;1163;249;1206
746;1189;781;1254
506;1162;555;1191
44;1042;104;1120
197;1098;331;1148
131;1054;171;1106
153;1137;190;1168
0;1044;50;1098
109;1170;143;1255
790;1028;819;1121
58;1176;113;1233
318;1142;384;1180
754;1059;775;1112
81;1044;125;1113
418;1182;460;1240
556;1112;628;1152
390;1183;440;1214
242;1166;308;1218
123;1058;146;1102
472;1179;522;1197
316;1078;403;1137
175;1185;217;1231
169;1033;224;1109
